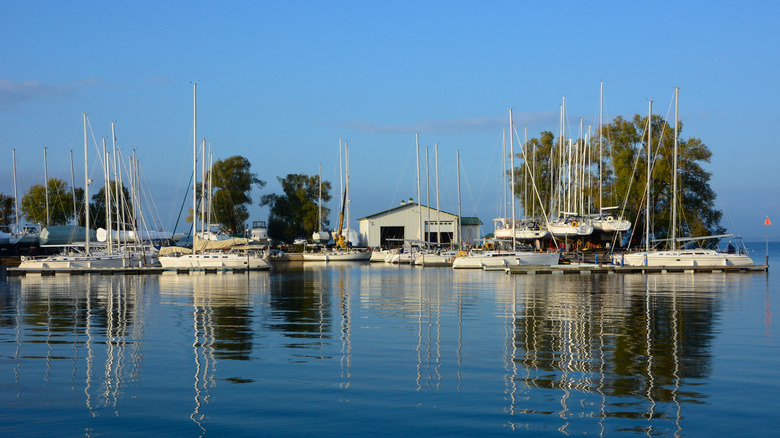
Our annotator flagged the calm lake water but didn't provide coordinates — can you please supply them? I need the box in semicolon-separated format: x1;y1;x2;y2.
1;242;778;437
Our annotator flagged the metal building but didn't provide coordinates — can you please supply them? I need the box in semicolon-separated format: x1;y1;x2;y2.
357;201;482;248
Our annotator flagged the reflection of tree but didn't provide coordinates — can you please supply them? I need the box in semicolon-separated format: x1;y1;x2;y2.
512;274;719;422
266;271;332;346
211;306;254;361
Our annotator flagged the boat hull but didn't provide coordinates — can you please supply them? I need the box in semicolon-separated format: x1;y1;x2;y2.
159;252;271;270
618;250;754;267
302;251;371;262
452;251;559;269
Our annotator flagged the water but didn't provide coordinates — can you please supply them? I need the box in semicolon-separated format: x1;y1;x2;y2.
1;242;778;437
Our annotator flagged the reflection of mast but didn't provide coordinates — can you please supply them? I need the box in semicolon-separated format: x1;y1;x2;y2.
671;281;682;437
415;270;442;391
339;266;352;389
645;275;656;433
191;289;216;435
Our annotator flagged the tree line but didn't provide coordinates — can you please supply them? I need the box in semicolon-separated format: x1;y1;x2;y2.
512;113;723;245
0;154;333;245
3;113;726;245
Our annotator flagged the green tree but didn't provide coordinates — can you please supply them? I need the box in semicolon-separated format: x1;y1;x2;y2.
90;182;132;230
0;193;14;227
20;178;77;226
260;173;332;243
512;113;723;246
207;155;265;233
606;114;724;244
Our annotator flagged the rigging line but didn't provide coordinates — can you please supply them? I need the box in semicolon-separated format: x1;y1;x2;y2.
390;137;417;208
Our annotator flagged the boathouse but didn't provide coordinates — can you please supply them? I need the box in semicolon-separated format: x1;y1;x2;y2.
357;200;482;248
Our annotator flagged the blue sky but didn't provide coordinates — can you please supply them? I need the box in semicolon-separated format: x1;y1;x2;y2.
2;1;778;241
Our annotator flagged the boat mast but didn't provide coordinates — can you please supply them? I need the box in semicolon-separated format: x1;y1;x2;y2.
103;138;112;254
69;150;76;225
646;100;652;252
44;147;50;227
509;108;516;250
435;143;441;247
318;162;322;233
416;133;422;243
598;82;603;213
502;128;506;221
83;113;90;255
426;146;430;244
200;138;211;233
456;149;462;251
192;83;198;250
671;87;679;250
345;141;350;245
12;149;19;234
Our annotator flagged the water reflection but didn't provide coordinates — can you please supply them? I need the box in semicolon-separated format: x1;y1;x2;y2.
0;268;769;436
501;273;736;436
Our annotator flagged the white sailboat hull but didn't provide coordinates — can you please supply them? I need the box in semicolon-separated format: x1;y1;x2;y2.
17;253;127;270
452;251;559;269
159;252;271;270
619;249;754;267
302;251;371;262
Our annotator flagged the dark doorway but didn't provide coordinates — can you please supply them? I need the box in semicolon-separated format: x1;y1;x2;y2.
380;226;405;248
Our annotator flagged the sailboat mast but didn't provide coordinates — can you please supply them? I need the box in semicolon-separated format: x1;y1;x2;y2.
200;138;208;236
12;149;19;233
318;162;322;232
456;149;462;251
69;150;76;225
83;113;90;254
509;108;516;250
599;82;603;212
103;138;112;254
672;87;679;250
502;128;506;220
192;83;198;247
426;146;430;244
345;141;350;244
435;143;441;246
44;147;50;226
416;133;422;243
646;100;652;252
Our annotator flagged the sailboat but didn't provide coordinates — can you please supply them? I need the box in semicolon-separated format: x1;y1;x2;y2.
620;88;754;267
493;110;549;242
8;149;41;246
452;148;559;269
590;83;631;236
311;163;330;244
303;141;370;262
158;84;271;271
17;114;128;270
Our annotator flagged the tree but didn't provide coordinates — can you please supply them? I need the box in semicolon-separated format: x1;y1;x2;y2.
207;155;265;233
0;193;14;227
90;181;132;230
20;178;77;226
260;173;332;243
606;114;724;243
512;113;723;246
